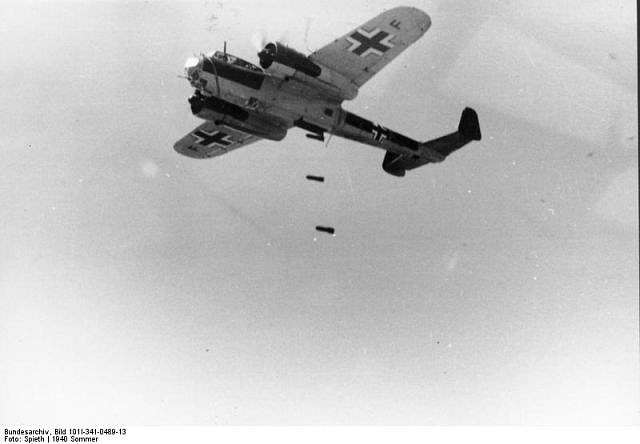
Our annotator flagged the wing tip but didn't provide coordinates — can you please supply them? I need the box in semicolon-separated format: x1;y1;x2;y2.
390;6;431;32
174;143;208;159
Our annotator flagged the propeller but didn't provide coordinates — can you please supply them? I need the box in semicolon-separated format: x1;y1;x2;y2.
250;29;270;52
251;28;290;52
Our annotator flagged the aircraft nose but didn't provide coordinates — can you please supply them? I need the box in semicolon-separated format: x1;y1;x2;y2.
185;56;200;70
184;56;201;78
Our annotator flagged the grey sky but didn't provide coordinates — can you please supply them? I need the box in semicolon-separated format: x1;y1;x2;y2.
0;0;637;425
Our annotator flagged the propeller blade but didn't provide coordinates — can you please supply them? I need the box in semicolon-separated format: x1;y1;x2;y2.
251;29;270;51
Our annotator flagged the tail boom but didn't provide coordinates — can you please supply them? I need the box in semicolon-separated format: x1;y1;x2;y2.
384;107;481;177
329;107;481;177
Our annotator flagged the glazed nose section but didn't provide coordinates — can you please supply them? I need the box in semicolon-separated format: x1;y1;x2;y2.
185;56;200;70
184;56;201;79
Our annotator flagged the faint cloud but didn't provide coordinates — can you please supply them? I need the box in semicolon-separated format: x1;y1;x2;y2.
441;18;634;146
141;160;159;178
446;250;459;272
593;167;638;228
208;191;273;239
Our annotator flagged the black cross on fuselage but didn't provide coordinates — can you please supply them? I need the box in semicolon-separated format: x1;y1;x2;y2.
193;129;232;147
348;29;393;56
372;124;389;142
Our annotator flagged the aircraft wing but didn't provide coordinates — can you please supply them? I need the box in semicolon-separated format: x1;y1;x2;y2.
174;121;261;159
309;6;431;89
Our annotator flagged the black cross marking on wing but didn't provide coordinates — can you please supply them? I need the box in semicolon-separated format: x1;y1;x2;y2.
346;28;394;57
193;129;233;148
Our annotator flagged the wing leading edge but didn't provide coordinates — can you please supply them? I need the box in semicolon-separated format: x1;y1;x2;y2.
309;6;431;90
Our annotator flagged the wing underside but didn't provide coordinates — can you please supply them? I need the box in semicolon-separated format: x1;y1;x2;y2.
309;6;431;89
174;121;261;159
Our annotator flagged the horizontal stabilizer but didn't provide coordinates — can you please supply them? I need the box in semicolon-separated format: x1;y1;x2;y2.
382;107;481;177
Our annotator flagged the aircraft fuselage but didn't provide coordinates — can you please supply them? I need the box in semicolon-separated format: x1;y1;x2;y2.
186;52;424;160
176;8;480;177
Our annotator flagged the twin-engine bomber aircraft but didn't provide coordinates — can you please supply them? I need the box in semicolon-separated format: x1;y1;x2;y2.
174;7;481;177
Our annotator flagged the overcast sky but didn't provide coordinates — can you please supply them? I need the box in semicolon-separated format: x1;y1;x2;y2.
1;0;637;425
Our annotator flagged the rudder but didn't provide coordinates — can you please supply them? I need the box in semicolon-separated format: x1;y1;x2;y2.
458;107;481;141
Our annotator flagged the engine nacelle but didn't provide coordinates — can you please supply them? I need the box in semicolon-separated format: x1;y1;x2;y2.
189;93;287;141
189;93;248;121
258;42;321;77
258;42;358;101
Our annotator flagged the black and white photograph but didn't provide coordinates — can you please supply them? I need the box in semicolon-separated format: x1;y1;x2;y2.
1;0;638;437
